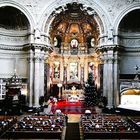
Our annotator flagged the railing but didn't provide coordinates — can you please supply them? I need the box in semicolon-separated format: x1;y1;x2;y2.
54;44;95;55
120;79;140;93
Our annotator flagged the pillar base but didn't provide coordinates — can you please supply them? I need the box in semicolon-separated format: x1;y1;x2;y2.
102;106;116;114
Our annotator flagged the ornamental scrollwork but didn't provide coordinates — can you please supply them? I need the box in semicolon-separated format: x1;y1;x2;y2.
33;56;41;62
27;57;34;63
107;56;114;64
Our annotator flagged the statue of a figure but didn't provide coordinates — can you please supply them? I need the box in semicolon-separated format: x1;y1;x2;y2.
108;27;113;40
90;38;95;47
34;28;41;40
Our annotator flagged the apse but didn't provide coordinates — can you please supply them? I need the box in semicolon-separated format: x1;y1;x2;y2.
0;6;30;30
49;2;100;54
119;9;140;32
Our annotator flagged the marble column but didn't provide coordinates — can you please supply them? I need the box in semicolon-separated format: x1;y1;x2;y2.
39;49;45;97
80;64;84;84
27;48;34;107
113;50;120;107
78;62;81;81
106;50;114;108
63;64;67;89
84;58;88;82
46;63;51;97
103;51;108;97
33;47;41;107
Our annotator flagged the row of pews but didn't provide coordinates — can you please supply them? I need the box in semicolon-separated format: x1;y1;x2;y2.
0;114;65;139
80;114;140;139
0;116;17;137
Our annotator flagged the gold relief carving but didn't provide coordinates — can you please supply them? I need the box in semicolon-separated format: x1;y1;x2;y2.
64;63;68;67
69;23;80;34
80;63;84;67
50;3;99;55
81;23;92;34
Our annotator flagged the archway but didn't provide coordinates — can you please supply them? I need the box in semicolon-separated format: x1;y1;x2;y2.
0;6;29;30
117;9;140;109
42;2;105;101
0;5;31;102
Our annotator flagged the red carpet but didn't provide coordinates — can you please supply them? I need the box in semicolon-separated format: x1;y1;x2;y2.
51;100;96;114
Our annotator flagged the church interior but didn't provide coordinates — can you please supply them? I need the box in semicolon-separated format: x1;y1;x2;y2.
0;0;140;139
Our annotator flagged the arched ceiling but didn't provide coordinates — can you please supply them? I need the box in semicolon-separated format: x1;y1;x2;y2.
0;6;29;30
49;2;99;49
119;9;140;33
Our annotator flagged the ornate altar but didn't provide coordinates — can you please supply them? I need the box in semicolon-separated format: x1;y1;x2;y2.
63;86;85;102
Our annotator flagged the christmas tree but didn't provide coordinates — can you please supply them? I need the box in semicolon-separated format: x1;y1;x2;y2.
84;72;97;107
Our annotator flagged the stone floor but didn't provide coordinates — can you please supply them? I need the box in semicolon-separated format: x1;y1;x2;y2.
67;114;81;123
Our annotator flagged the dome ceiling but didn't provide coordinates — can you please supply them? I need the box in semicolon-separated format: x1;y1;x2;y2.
49;2;99;49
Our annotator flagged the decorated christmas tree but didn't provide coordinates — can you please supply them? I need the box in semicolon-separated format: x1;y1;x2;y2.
84;72;97;107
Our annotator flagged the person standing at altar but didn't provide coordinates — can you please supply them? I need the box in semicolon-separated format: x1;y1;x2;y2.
43;96;53;114
53;97;58;105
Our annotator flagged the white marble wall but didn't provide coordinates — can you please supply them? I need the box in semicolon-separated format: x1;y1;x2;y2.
0;50;28;78
120;53;140;74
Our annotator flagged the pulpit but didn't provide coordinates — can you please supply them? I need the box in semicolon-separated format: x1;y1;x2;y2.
4;73;23;115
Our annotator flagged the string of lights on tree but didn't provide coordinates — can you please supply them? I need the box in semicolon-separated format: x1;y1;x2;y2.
84;72;97;107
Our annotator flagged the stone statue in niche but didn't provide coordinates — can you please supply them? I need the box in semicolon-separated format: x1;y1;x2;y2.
108;27;113;40
71;39;78;48
70;62;78;80
34;28;41;43
107;26;114;44
89;62;94;73
90;38;95;47
54;37;58;47
54;62;60;79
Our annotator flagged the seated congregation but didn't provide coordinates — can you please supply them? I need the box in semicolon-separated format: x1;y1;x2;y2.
80;114;140;139
0;110;140;139
0;114;66;139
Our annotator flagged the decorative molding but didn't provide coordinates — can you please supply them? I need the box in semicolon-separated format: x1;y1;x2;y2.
33;56;41;62
0;28;29;36
0;29;29;47
33;55;45;62
119;32;140;38
99;45;121;53
120;39;140;47
0;44;23;51
107;56;114;64
0;73;27;79
27;57;34;63
23;43;49;51
123;47;140;52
